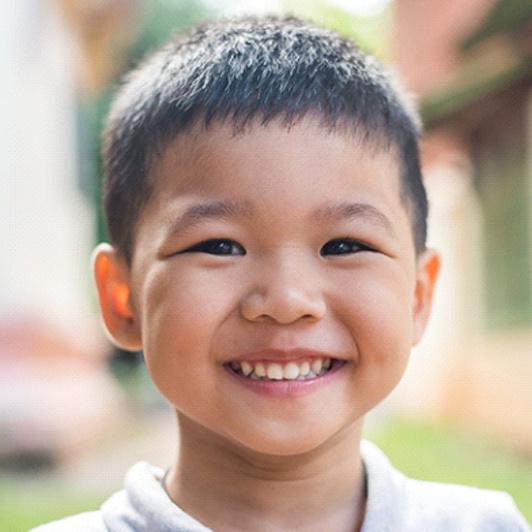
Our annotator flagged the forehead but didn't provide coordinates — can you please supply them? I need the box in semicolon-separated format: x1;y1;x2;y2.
150;118;402;199
134;118;416;259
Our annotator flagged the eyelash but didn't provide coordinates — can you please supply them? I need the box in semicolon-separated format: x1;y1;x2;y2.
182;239;246;256
320;238;374;256
181;238;373;256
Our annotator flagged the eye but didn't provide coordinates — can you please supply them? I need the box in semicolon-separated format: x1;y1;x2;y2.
182;239;245;256
320;238;373;256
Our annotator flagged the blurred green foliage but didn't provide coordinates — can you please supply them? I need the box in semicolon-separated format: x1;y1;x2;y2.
128;0;211;69
0;484;105;532
281;0;392;59
367;417;532;524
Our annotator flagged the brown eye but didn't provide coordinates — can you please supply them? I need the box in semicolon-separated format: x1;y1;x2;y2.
320;239;372;256
183;239;245;255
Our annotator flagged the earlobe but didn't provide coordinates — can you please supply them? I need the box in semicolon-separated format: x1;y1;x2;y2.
92;243;142;351
412;249;441;345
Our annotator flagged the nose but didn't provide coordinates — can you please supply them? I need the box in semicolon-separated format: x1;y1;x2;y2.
240;252;327;325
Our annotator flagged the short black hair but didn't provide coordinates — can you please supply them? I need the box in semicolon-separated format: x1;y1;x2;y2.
102;16;427;263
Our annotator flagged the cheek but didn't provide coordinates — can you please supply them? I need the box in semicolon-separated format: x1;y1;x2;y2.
140;265;230;337
135;267;239;399
335;269;415;373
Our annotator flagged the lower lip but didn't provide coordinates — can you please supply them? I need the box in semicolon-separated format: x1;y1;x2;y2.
224;360;346;398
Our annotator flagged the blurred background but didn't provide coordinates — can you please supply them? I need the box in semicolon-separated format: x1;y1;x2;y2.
1;0;531;528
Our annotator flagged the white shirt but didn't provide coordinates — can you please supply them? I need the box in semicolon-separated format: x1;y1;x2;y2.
32;440;531;531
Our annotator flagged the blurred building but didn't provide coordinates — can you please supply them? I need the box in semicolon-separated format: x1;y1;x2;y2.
0;0;135;462
392;0;532;451
0;0;96;335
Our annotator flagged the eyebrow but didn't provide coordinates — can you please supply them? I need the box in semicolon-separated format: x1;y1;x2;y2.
313;201;395;233
164;199;394;238
164;200;253;237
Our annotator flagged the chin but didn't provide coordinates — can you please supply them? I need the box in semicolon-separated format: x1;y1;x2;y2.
231;421;360;460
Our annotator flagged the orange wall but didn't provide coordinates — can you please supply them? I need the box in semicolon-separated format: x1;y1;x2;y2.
393;0;497;96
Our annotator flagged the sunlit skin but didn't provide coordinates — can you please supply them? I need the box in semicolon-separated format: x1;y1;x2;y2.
93;118;440;531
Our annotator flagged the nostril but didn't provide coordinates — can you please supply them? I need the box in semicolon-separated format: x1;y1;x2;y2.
239;265;327;324
240;290;326;325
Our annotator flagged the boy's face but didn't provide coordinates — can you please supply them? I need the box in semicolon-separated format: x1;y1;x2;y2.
94;119;439;456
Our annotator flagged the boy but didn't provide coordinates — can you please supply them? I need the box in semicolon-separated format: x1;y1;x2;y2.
35;16;530;531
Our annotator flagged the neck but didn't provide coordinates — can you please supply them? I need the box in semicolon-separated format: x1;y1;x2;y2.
165;414;367;532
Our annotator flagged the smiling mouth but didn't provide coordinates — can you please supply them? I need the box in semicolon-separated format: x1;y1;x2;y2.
228;358;333;381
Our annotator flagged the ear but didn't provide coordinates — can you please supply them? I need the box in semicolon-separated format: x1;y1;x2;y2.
412;248;441;345
92;243;142;352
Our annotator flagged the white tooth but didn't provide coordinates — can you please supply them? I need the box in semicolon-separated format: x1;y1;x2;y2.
266;363;284;380
241;361;253;376
283;363;300;380
255;362;266;378
311;358;323;375
323;358;331;369
299;361;310;376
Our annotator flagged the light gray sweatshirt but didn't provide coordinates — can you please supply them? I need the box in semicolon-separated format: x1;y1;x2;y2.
32;440;531;531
